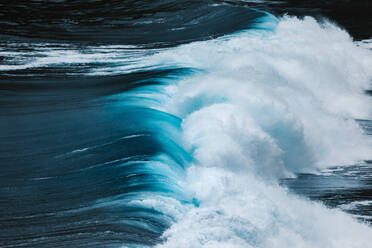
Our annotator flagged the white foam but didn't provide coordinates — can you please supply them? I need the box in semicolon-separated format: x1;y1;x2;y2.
357;39;372;50
137;16;372;247
340;200;372;211
153;16;372;173
153;166;372;248
0;44;156;74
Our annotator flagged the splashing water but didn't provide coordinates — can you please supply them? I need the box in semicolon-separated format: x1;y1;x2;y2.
123;15;372;247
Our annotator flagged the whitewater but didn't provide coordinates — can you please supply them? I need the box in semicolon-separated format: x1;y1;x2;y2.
113;15;372;247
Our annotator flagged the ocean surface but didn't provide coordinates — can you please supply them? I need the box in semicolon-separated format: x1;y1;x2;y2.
1;1;372;247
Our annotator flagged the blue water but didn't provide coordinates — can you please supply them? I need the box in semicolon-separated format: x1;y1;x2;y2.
1;1;372;247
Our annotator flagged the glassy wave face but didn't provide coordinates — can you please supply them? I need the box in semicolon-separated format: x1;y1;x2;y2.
1;1;372;247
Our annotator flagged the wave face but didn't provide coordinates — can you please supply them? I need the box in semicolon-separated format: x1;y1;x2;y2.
1;1;372;248
145;16;372;247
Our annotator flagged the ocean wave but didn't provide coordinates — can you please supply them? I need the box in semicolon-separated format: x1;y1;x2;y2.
126;15;372;247
2;3;372;247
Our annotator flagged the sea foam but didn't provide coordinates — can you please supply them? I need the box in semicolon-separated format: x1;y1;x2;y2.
131;16;372;247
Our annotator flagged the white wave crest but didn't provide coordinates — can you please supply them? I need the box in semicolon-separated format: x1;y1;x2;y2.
138;16;372;247
154;16;372;173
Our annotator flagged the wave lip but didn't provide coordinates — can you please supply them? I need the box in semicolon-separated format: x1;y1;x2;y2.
128;15;372;247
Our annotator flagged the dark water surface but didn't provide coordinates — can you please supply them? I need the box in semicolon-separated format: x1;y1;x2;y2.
1;1;372;247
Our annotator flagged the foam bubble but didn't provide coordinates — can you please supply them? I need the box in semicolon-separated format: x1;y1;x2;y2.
156;166;372;248
155;16;372;172
143;16;372;247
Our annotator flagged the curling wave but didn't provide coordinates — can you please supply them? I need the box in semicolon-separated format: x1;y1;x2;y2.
123;15;372;247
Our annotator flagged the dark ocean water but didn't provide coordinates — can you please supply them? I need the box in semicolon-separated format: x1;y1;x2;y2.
1;1;372;247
